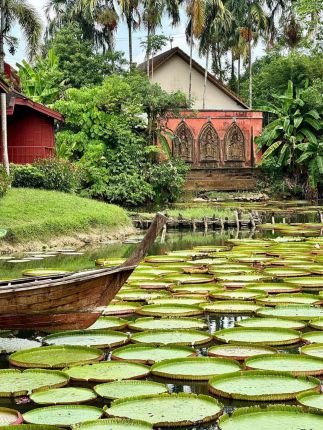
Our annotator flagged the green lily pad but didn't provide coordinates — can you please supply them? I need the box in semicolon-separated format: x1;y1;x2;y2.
246;283;301;293
245;353;323;376
116;290;169;302
22;269;71;277
256;305;323;320
0;426;62;430
216;275;270;282
302;331;323;344
171;284;219;294
95;258;125;267
9;345;104;369
208;344;277;360
214;327;301;346
218;405;323;430
23;405;103;427
111;344;195;364
151;357;241;380
127;281;174;290
263;268;311;277
72;418;153;430
0;407;21;424
210;290;265;300
0;337;41;354
256;293;320;306
201;301;260;314
128;317;206;331
309;318;323;330
102;302;141;316
208;370;320;401
87;317;128;331
131;329;213;346
147;297;204;305
65;362;150;382
44;330;129;349
136;304;203;317
285;277;323;289
163;274;214;284
106;393;223;426
94;380;167;400
297;392;323;412
236;317;306;330
30;387;97;405
0;369;69;397
144;256;187;263
301;344;323;359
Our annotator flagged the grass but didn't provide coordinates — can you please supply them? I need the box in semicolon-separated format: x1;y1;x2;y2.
0;188;131;243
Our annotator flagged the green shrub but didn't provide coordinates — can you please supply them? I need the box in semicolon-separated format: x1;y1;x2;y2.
12;158;82;193
0;166;11;197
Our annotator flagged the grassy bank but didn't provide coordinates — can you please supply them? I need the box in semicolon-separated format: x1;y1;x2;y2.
0;188;132;244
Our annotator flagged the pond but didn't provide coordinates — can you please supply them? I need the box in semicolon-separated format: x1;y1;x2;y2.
0;226;322;429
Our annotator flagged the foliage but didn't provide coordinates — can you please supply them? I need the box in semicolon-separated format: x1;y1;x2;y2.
17;49;65;104
297;139;323;189
0;166;11;198
0;188;130;243
12;158;83;193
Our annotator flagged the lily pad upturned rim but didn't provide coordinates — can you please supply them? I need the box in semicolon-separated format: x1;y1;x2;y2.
300;344;323;358
296;391;323;413
43;329;129;349
111;344;196;364
102;302;141;316
0;369;69;397
29;387;97;405
0;426;64;430
302;331;323;344
208;344;277;361
72;418;153;429
208;370;321;401
214;327;301;346
218;405;323;430
246;283;301;293
94;380;168;400
150;356;242;380
106;393;224;427
136;303;203;317
256;293;321;307
131;329;213;346
201;300;260;314
235;317;306;330
128;317;207;331
309;318;323;330
245;353;323;376
22;269;71;278
23;405;103;427
256;305;323;321
87;316;128;331
209;290;266;301
9;345;104;369
0;407;22;425
0;337;41;354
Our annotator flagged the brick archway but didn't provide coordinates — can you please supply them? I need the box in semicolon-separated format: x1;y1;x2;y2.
173;121;194;163
198;122;220;167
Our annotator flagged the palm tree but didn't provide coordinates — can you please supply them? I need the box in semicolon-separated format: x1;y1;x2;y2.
119;0;140;67
0;0;41;174
142;0;164;75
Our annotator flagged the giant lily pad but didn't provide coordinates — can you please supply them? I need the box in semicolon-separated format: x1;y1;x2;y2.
0;369;69;397
201;301;260;314
218;405;323;430
236;317;306;330
94;380;168;400
302;331;323;344
301;344;323;359
0;407;22;424
116;290;169;302
0;337;41;354
210;290;266;301
245;354;323;376
256;305;323;320
246;283;301;293
72;418;153;430
216;275;270;282
256;293;320;306
111;344;195;364
309;318;323;330
214;327;301;346
106;393;223;427
30;387;97;405
208;370;320;401
44;330;129;348
65;362;150;382
23;405;103;427
87;317;128;331
102;302;141;316
128;317;206;331
285;277;323;289
262;268;310;277
9;345;104;369
22;269;70;277
162;274;214;284
297;392;323;413
171;284;219;294
151;357;241;380
136;304;203;317
95;258;125;267
208;344;277;361
147;297;204;305
128;281;174;290
131;329;212;346
144;256;187;263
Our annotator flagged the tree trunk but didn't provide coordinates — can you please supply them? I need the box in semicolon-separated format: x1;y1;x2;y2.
248;33;252;109
202;49;209;109
188;23;193;101
127;15;133;69
231;49;235;82
0;1;9;175
237;56;241;95
146;28;150;77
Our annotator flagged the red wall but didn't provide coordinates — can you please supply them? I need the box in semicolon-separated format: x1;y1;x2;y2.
5;106;55;164
162;110;263;167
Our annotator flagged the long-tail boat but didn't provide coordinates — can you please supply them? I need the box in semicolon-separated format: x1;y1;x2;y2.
0;213;167;331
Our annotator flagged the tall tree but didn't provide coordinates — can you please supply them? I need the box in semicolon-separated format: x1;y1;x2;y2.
119;0;140;67
142;0;164;75
0;0;41;174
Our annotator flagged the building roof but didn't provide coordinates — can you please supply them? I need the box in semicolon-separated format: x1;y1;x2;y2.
138;47;249;109
7;91;63;121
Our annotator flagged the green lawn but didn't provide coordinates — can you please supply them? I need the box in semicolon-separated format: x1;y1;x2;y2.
0;188;131;243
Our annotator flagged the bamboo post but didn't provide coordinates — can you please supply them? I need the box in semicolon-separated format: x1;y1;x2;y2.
234;210;240;231
160;224;167;243
220;218;224;230
249;212;256;230
318;211;323;223
271;214;275;224
192;218;196;232
203;217;208;233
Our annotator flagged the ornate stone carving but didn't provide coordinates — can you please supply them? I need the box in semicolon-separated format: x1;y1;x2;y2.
198;123;220;162
224;122;245;161
173;122;194;162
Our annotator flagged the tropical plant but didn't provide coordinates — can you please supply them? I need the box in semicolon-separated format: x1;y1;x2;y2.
297;139;323;191
0;0;42;174
119;0;141;67
0;164;10;197
140;34;168;77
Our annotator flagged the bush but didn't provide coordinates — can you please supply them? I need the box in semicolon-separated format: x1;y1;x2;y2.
12;158;82;193
0;166;11;197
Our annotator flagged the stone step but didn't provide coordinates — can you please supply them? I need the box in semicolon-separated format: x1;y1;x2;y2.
185;168;259;191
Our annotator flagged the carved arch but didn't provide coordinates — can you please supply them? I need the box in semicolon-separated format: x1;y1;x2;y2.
224;122;245;162
198;122;220;162
173;122;194;162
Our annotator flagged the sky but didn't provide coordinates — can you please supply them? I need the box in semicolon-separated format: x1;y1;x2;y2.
8;0;264;72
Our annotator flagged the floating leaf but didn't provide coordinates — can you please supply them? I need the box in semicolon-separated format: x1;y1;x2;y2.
302;331;323;344
256;293;320;306
0;407;22;424
65;362;150;382
44;330;129;348
94;380;168;400
23;405;103;426
136;304;203;317
301;344;323;359
208;344;277;360
210;290;266;300
22;269;70;277
30;387;97;405
87;317;128;331
246;283;301;293
214;327;301;346
111;344;195;364
309;318;323;330
131;329;212;346
297;391;323;413
201;301;260;314
256;305;323;320
0;337;41;354
236;317;306;330
72;418;153;430
128;317;206;331
102;302;141;316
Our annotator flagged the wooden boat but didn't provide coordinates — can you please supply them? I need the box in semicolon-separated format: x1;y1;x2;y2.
0;213;167;331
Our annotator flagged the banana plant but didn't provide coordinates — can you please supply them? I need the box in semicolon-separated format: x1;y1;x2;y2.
297;139;323;189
